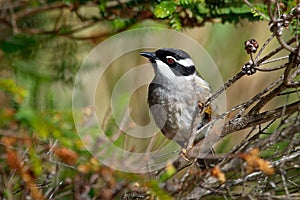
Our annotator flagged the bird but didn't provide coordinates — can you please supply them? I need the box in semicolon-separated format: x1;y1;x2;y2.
140;48;215;150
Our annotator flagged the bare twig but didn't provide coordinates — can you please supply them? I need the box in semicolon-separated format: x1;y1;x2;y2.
206;71;245;105
257;37;296;65
255;34;275;63
255;63;287;72
222;100;300;137
260;55;289;66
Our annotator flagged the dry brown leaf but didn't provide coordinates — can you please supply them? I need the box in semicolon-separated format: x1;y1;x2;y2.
6;150;21;170
54;147;78;165
211;166;226;183
239;148;275;175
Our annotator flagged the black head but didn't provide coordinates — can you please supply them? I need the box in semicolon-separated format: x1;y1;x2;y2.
140;48;196;76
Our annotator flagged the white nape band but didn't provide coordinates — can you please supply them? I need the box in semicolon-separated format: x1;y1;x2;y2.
177;58;194;67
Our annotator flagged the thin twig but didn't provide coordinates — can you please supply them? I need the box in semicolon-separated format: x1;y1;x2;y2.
278;89;300;96
276;35;296;53
255;63;287;72
222;100;300;137
260;55;289;65
255;34;275;63
257;37;296;65
206;71;245;105
7;0;18;34
238;75;284;116
248;82;286;115
243;0;269;20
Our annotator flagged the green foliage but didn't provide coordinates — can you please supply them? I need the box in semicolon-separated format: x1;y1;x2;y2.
152;0;263;30
154;1;183;30
170;13;182;30
158;164;176;182
98;0;107;17
251;4;269;21
215;135;232;154
154;1;177;18
178;0;200;5
0;79;26;103
0;35;39;55
147;180;173;200
289;11;300;34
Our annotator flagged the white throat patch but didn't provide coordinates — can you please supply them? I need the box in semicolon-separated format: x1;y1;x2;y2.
155;60;176;78
154;59;196;82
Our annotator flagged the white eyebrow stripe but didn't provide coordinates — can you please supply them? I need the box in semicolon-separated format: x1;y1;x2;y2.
177;58;194;67
166;56;175;59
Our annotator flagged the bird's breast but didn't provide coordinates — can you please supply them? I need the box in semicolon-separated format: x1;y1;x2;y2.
148;77;200;145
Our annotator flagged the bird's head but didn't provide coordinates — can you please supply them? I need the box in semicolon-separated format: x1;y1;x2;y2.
140;48;196;77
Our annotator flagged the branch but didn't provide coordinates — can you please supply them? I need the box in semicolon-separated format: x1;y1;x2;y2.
14;2;70;19
206;71;245;105
183;148;300;199
257;37;296;66
221;100;300;137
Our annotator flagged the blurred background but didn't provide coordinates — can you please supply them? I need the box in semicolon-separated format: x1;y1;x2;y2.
0;19;275;152
0;1;297;199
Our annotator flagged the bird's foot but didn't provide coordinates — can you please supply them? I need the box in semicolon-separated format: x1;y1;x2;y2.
180;148;190;162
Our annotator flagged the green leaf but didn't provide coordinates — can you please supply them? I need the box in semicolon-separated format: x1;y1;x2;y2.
15;107;36;124
251;4;269;21
29;147;43;176
217;7;231;15
0;78;27;103
147;180;173;200
178;0;198;5
98;0;107;17
197;4;209;14
170;14;182;30
0;34;39;55
154;1;177;18
158;164;176;182
230;4;251;14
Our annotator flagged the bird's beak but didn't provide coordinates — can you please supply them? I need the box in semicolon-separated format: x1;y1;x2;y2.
139;52;156;60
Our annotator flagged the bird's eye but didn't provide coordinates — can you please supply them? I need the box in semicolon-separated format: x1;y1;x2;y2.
166;57;175;65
